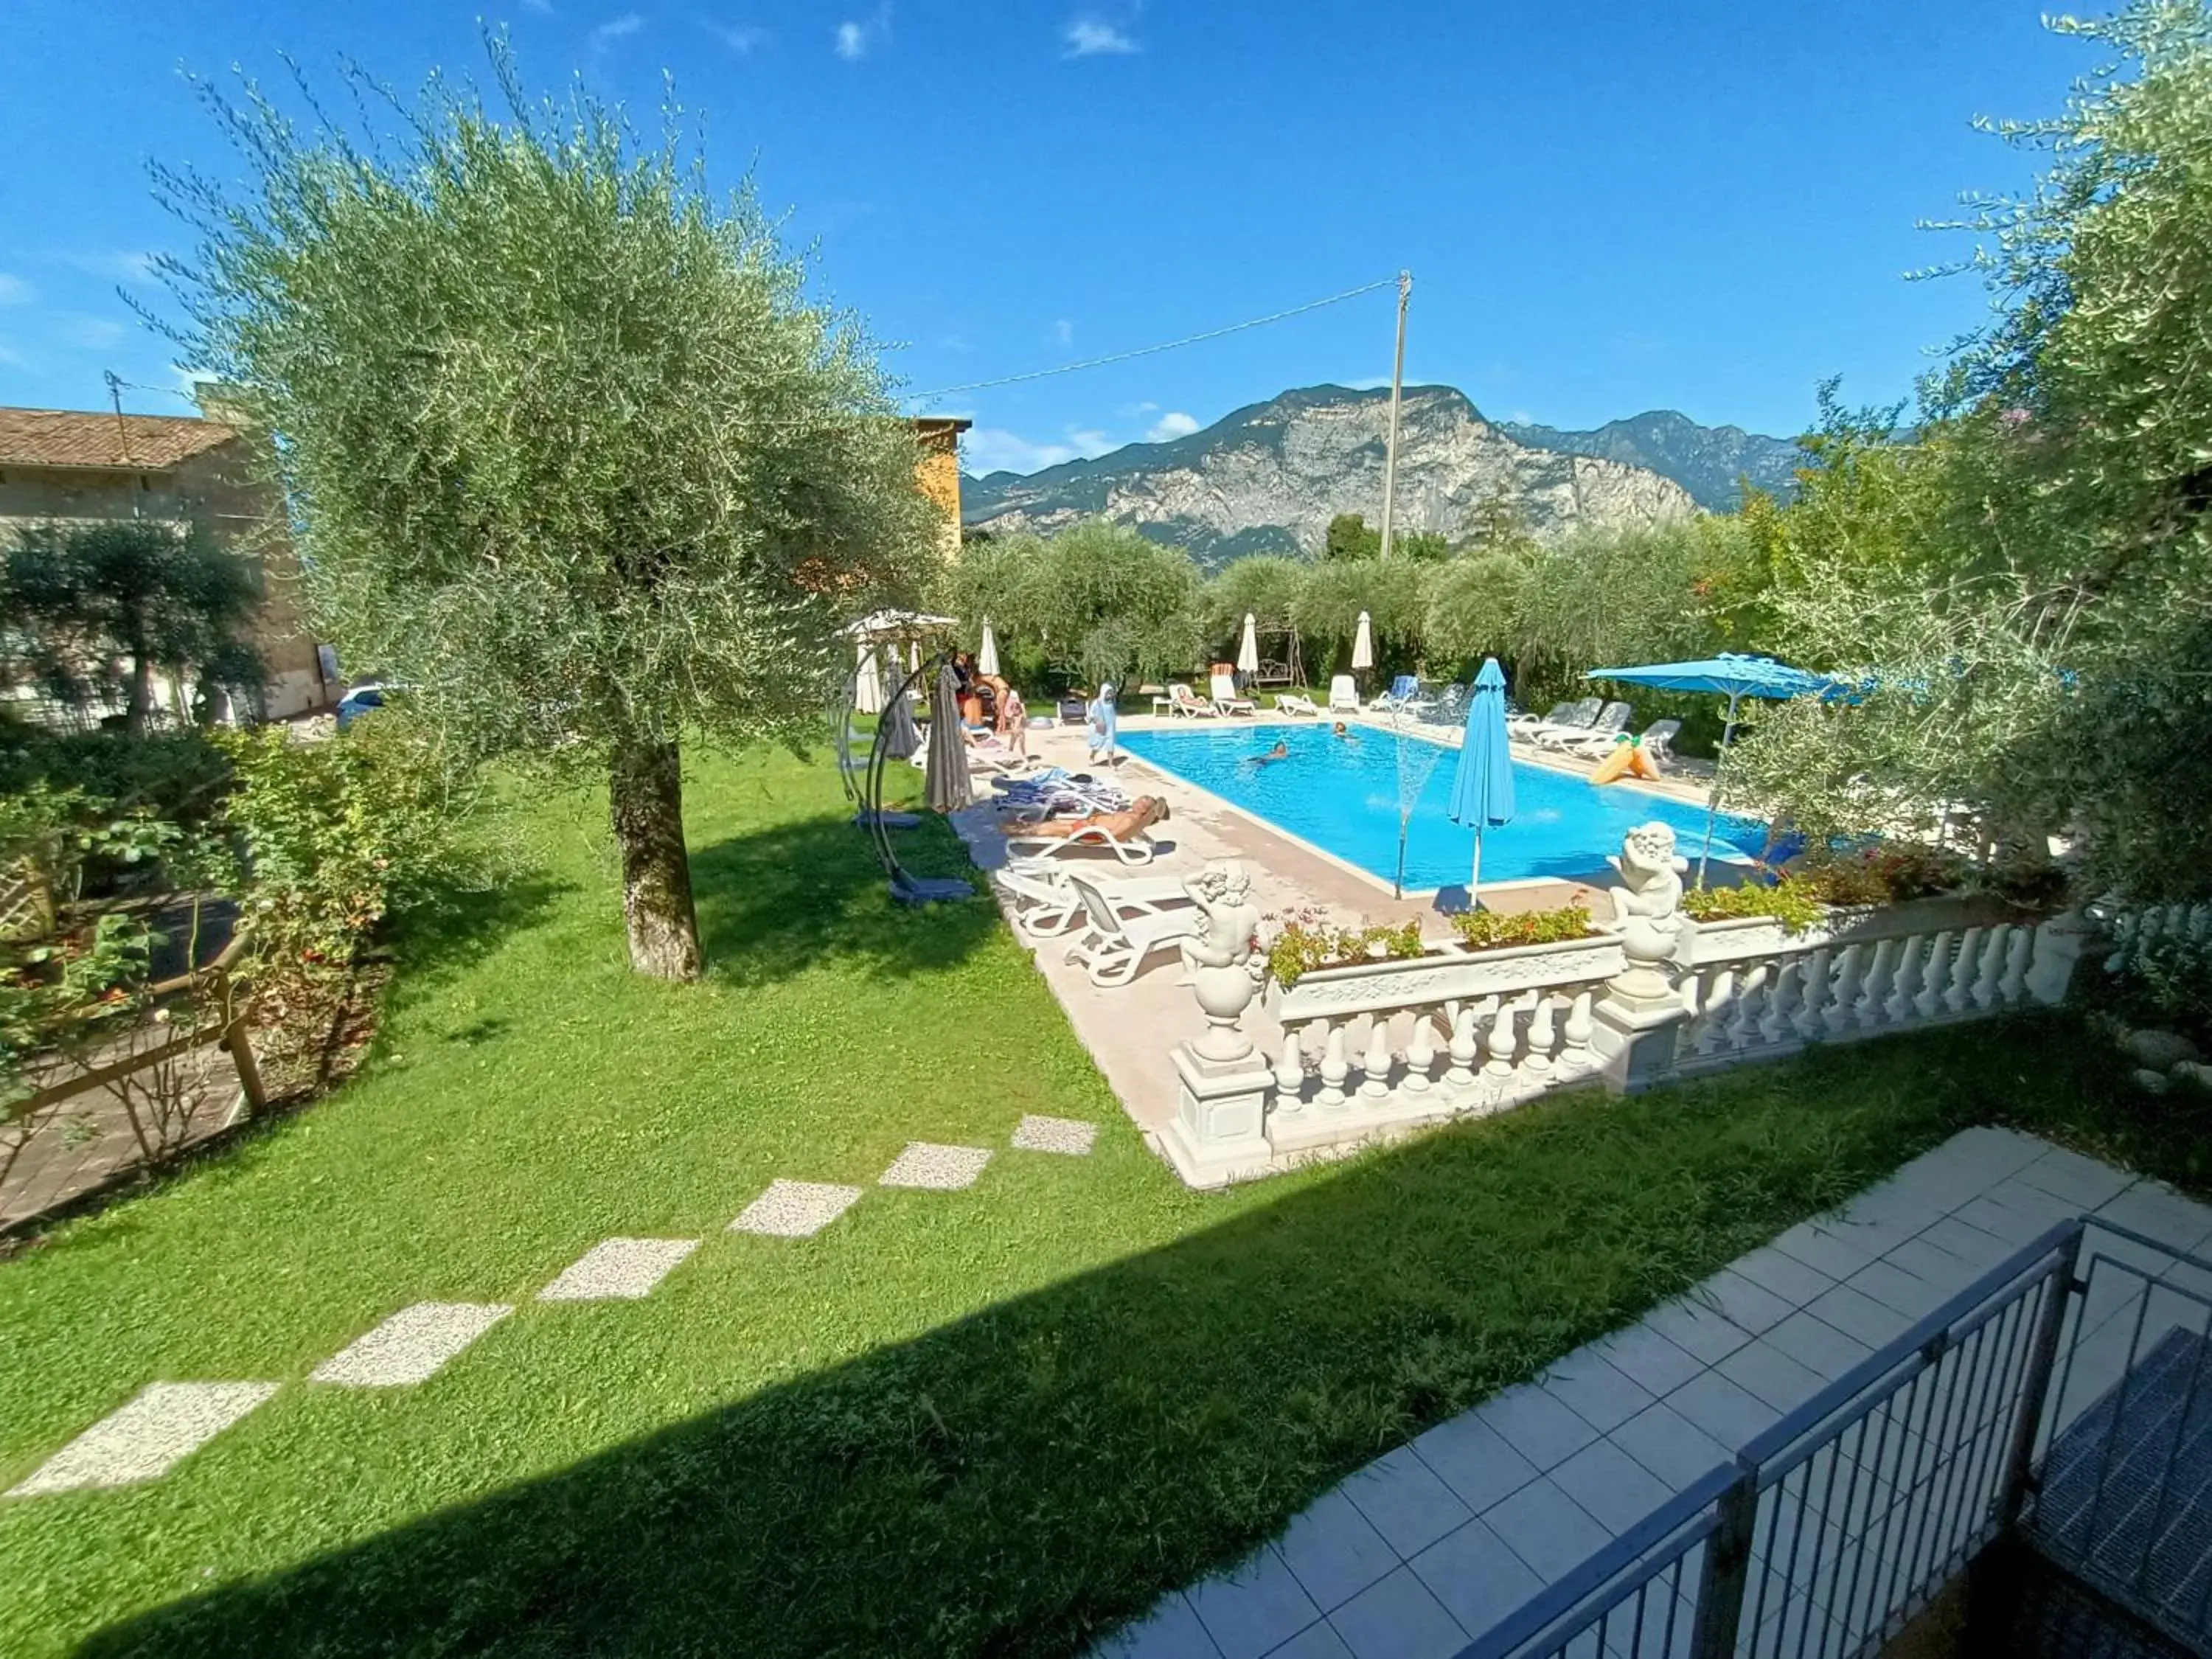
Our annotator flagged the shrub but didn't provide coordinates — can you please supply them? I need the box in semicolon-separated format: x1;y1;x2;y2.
1263;910;1424;988
1682;878;1829;933
1447;901;1597;952
2101;929;2212;1044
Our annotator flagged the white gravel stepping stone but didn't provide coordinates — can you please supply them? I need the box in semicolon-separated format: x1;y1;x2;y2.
310;1301;513;1387
538;1237;700;1301
729;1180;862;1238
1011;1115;1098;1155
7;1381;279;1496
878;1141;994;1190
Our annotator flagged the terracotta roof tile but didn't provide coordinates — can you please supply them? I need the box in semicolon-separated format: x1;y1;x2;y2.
0;407;241;472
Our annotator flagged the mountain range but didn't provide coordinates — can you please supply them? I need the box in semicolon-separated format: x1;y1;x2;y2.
960;384;1802;567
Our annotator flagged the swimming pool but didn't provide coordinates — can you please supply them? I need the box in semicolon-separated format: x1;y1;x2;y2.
1116;723;1764;890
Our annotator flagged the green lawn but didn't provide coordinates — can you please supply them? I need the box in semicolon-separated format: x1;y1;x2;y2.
1;745;2204;1658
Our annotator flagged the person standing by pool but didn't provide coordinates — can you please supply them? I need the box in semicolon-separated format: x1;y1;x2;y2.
1087;684;1119;765
997;684;1029;761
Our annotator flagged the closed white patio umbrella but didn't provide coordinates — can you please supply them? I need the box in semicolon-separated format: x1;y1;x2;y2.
854;642;884;714
1352;611;1374;672
1237;613;1260;675
978;618;1001;678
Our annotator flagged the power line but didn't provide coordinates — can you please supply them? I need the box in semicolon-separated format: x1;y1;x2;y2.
907;276;1398;403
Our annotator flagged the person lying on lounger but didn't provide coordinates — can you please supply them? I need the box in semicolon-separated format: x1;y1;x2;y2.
1012;795;1169;842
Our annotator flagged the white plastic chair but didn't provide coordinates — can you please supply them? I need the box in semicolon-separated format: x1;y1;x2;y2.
1061;871;1201;986
1209;671;1257;716
1274;693;1320;716
992;865;1191;942
1167;683;1221;719
1328;675;1360;713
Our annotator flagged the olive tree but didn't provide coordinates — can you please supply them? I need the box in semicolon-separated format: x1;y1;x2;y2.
156;52;939;978
942;521;1200;690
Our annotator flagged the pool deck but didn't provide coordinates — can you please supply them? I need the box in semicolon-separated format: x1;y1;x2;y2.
950;708;1731;1186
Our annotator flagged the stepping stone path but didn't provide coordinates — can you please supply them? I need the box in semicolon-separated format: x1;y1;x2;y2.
731;1180;863;1238
311;1302;516;1387
879;1141;994;1189
1012;1115;1099;1155
538;1237;701;1301
7;1382;279;1496
4;1111;1100;1500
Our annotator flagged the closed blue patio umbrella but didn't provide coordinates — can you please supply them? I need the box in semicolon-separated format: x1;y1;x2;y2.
1447;658;1516;909
1586;653;1845;883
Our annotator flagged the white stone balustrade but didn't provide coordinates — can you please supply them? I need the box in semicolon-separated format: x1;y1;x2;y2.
1158;825;2121;1189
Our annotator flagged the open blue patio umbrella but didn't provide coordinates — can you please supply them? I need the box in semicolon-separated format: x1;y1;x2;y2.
1585;653;1845;884
1447;658;1516;908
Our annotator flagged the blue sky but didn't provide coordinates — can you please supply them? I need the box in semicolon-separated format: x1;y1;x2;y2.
1;1;2087;474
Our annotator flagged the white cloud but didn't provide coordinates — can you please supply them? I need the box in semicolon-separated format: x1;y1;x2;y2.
835;5;889;58
521;0;554;13
1119;399;1158;416
964;424;1116;476
0;274;35;307
711;21;768;51
64;251;158;286
1052;319;1074;346
1146;411;1198;442
54;313;125;349
1063;17;1138;55
589;12;643;49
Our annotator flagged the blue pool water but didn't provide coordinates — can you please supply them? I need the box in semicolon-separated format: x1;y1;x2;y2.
1116;723;1765;889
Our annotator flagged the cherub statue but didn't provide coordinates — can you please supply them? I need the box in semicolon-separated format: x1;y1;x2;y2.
1608;821;1693;987
1180;860;1263;975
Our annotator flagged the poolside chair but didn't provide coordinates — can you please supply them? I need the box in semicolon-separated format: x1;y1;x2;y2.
1371;675;1422;714
992;777;1134;823
992;863;1192;942
1509;698;1600;742
1001;796;1169;865
1166;682;1222;719
1556;717;1682;768
1533;700;1632;751
1328;675;1360;713
1209;670;1257;716
1274;692;1320;716
1060;870;1202;986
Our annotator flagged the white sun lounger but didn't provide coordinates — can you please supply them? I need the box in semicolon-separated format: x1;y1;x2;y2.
1166;682;1221;718
1061;870;1201;986
1533;700;1632;751
1328;674;1360;713
1509;698;1599;741
992;864;1192;941
1209;671;1257;716
1274;693;1319;716
1001;816;1162;866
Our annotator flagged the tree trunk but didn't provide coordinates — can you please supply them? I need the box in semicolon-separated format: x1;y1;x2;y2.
609;734;704;981
125;652;153;735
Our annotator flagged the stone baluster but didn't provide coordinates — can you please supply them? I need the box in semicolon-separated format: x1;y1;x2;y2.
1402;1008;1439;1094
1559;990;1596;1076
1444;1003;1480;1099
1317;1021;1349;1110
1824;945;1865;1040
1790;948;1831;1042
1694;967;1736;1056
1359;1015;1393;1101
1728;962;1769;1051
1970;927;2009;1012
2000;926;2033;1006
1759;957;1800;1048
1857;939;1898;1032
1523;994;1559;1076
1485;996;1520;1081
1885;935;1923;1027
1945;927;1985;1016
1273;1024;1309;1116
1916;931;1955;1021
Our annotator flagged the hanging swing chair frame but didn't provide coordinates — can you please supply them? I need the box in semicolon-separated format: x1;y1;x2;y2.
861;649;975;905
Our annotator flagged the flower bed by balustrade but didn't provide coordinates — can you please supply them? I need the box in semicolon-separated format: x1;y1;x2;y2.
1153;821;2096;1188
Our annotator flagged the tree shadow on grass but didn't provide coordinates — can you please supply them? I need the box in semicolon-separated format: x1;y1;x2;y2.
72;1018;2160;1659
689;810;997;990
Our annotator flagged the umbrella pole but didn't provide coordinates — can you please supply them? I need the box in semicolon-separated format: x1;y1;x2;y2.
1697;691;1742;887
1470;829;1484;913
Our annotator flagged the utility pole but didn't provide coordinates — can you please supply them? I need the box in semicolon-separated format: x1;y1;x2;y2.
1377;268;1412;560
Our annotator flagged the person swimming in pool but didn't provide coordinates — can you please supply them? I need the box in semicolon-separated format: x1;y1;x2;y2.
1332;720;1361;745
1245;739;1290;767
